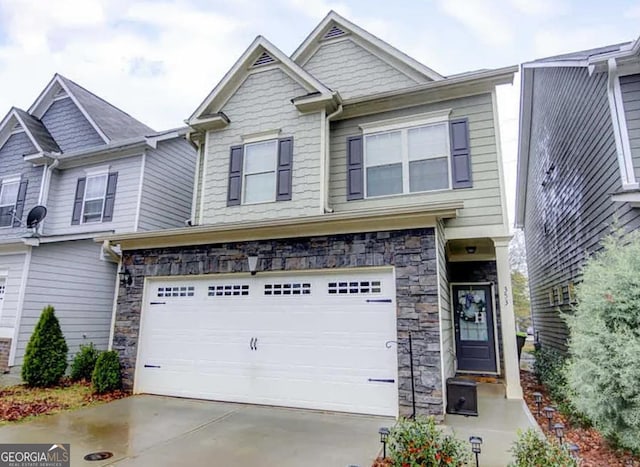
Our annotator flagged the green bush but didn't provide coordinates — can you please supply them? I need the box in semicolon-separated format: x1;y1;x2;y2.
387;416;471;466
70;343;100;382
509;429;578;466
92;351;122;394
565;228;640;452
21;305;68;387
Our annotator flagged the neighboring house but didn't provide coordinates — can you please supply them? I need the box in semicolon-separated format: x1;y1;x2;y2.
516;38;640;352
101;11;522;419
0;74;196;373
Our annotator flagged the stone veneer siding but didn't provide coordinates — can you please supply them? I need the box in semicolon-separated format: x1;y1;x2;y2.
114;227;443;417
0;338;10;373
448;261;505;376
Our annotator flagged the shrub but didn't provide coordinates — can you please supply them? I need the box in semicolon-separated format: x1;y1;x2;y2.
21;305;68;387
387;416;471;466
92;351;122;394
70;343;100;382
509;429;578;466
565;228;640;452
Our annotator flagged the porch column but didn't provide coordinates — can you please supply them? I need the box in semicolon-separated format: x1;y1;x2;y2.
492;237;523;399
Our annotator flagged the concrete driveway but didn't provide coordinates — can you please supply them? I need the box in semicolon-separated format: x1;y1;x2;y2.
0;395;391;466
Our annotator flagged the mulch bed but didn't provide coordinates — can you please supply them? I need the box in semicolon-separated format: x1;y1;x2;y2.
0;379;128;423
521;370;638;467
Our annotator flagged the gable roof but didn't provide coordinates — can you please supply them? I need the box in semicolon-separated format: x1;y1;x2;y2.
0;107;60;154
28;74;153;143
291;11;443;82
189;36;335;124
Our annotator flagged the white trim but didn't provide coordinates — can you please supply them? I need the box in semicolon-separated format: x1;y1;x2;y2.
190;142;203;223
11;111;43;153
0;274;6;329
84;165;110;176
108;260;123;351
611;191;640;207
241;129;281;144
359;109;451;134
445;224;510;240
449;281;501;376
617;62;640;77
9;248;31;366
435;224;449;411
522;60;588;69
491;89;512;230
134;152;146;232
607;59;639;190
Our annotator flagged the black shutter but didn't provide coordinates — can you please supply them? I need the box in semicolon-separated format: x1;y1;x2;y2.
227;145;244;206
276;137;293;201
12;179;28;227
102;172;118;222
71;177;86;225
346;136;364;200
450;118;472;189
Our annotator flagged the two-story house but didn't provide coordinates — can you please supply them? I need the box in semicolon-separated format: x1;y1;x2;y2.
101;11;522;419
516;37;640;352
0;74;196;374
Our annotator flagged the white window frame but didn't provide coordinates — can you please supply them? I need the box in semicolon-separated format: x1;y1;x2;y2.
241;139;279;205
0;274;6;317
81;173;108;224
0;176;21;229
360;110;453;198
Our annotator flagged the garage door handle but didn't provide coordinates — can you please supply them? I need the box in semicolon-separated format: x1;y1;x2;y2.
144;364;161;368
368;378;395;383
366;299;392;303
250;337;257;351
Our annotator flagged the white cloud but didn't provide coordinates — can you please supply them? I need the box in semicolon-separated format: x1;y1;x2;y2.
625;3;640;18
509;0;569;17
533;26;628;58
284;0;351;20
436;0;514;47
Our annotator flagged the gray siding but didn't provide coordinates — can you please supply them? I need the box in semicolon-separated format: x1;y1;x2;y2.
201;68;323;224
44;156;142;235
436;221;454;386
0;132;44;239
330;93;505;229
0;252;28;330
620;74;640;181
16;240;116;366
41;97;104;152
523;67;640;352
303;38;419;99
138;138;197;231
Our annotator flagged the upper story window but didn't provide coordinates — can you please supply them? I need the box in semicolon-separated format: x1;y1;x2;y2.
0;177;23;228
365;122;450;197
227;137;293;206
346;111;472;201
71;170;118;225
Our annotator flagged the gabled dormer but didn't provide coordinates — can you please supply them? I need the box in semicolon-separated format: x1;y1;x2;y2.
291;11;443;100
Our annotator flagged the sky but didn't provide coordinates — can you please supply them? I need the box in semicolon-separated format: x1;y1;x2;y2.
0;0;639;226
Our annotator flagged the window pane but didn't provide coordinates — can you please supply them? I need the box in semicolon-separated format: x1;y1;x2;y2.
365;131;401;167
83;199;104;222
85;175;107;199
367;164;402;196
245;140;277;173
245;172;276;203
410;158;449;192
0;182;19;206
408;124;448;160
0;206;12;227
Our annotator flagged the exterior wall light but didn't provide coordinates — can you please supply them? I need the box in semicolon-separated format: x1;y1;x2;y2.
378;427;390;458
469;436;482;467
465;246;477;254
247;255;259;275
119;269;132;287
543;406;556;430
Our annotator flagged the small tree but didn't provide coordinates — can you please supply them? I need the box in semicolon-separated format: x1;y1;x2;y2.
21;305;68;387
70;343;100;382
92;351;122;394
566;228;640;451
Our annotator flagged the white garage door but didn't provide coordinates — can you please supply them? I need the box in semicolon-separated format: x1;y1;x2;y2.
135;269;398;416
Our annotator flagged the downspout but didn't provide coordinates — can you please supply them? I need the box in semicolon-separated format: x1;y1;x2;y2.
323;104;343;213
103;240;123;351
38;156;60;234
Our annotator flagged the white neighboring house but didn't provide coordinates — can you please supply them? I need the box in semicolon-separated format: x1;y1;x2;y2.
0;74;196;373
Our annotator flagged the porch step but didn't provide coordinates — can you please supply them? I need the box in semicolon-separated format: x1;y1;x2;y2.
454;375;507;397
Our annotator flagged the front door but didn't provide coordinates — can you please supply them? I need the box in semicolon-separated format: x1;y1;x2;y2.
452;284;497;373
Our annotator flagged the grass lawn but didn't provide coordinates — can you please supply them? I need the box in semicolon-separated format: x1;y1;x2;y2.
0;380;127;426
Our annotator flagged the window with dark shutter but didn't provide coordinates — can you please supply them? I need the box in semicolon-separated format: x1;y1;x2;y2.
71;177;86;225
227;145;244;206
449;118;472;189
12;179;28;227
0;179;21;228
346;136;363;200
102;172;118;221
276;137;293;201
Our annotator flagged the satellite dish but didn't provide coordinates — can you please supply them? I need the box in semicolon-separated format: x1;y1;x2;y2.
26;205;47;229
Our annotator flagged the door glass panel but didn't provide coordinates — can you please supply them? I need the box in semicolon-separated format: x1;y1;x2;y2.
455;288;489;341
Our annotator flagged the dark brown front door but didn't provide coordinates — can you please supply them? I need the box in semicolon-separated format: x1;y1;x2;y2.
452;284;497;373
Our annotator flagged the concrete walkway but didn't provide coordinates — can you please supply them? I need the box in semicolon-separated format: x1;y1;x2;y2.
445;383;538;467
0;395;392;466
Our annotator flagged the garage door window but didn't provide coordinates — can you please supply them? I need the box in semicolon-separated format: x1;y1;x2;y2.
264;283;311;295
157;286;195;297
328;280;382;294
208;284;250;297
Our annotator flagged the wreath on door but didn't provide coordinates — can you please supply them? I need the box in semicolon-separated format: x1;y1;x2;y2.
457;292;486;322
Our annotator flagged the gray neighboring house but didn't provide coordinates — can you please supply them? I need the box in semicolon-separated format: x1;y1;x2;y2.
516;37;640;351
0;74;196;373
102;11;523;420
